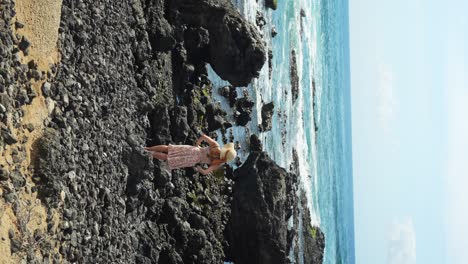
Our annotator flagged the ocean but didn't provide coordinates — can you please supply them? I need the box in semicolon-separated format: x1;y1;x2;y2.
210;0;355;263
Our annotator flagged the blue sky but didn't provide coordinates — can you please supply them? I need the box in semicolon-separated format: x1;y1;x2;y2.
350;0;468;263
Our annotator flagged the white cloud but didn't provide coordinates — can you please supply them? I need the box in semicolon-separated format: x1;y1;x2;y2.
386;218;417;264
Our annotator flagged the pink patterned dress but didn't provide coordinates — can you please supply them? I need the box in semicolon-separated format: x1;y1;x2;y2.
167;145;212;170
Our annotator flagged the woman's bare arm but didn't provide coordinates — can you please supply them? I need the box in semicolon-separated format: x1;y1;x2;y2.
196;164;222;175
195;134;219;148
202;134;219;148
195;136;204;146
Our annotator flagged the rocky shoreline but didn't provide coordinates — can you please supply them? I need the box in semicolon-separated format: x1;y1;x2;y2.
1;0;324;263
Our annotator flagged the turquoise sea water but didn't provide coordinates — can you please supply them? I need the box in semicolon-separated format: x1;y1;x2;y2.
212;0;354;263
315;1;355;263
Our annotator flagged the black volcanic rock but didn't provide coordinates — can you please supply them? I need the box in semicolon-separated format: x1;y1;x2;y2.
256;11;267;30
218;85;237;107
234;96;254;126
170;106;191;143
265;0;278;10
301;196;325;264
168;0;266;86
260;101;274;132
271;26;278;38
290;49;299;104
249;134;263;151
228;152;289;264
289;148;300;176
228;151;325;264
206;102;227;132
0;0;323;262
146;4;176;52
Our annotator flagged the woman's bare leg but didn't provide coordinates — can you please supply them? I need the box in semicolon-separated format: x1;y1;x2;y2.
152;152;167;160
145;145;169;153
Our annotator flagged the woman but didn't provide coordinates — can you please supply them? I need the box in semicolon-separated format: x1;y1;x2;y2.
145;134;236;175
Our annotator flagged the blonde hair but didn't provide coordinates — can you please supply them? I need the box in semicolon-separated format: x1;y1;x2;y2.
220;143;237;162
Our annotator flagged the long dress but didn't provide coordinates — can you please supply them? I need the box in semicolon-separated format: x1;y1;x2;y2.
166;145;212;170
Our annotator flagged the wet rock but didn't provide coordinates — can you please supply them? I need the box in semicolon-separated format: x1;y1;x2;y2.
234;97;254;126
249;134;263;152
260;102;274;132
218;85;237;107
289;148;300;176
290;49;299;104
265;0;278;10
271;26;278;38
256;11;266;30
218;85;230;98
300;8;306;17
268;49;273;79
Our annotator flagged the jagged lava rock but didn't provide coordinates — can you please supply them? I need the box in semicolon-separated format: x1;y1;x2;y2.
260;101;274;132
228;151;289;264
249;134;263;152
290;49;299;104
234;96;254;126
168;0;266;86
228;151;325;264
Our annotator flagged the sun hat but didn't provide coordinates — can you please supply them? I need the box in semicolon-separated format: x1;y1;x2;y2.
220;143;237;162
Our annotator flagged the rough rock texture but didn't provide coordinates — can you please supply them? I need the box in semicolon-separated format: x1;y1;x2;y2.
1;0;325;263
260;101;274;132
228;152;288;264
21;0;247;262
218;85;237;107
0;0;261;262
234;96;254;126
169;0;266;87
249;134;263;152
300;192;326;264
205;102;228;132
290;49;299;104
227;151;325;264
